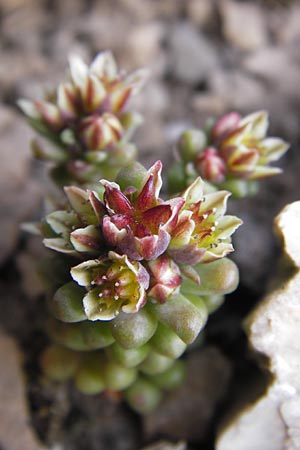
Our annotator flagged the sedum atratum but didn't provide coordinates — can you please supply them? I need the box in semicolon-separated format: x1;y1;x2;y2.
169;110;289;198
20;51;288;414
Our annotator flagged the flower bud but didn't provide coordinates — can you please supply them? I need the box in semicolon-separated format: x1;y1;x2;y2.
178;129;207;162
79;113;123;151
194;146;226;184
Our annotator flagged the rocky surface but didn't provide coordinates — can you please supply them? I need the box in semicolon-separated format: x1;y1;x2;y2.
217;201;300;450
144;347;232;441
0;330;43;450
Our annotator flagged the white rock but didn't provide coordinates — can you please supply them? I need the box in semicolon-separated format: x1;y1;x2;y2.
219;0;268;50
217;389;286;450
217;202;300;450
274;202;300;268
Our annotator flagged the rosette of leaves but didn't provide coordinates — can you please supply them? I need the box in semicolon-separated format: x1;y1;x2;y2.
168;111;289;198
18;51;147;186
39;159;241;413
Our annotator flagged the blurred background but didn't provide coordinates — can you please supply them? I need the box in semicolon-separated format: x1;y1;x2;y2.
0;1;300;449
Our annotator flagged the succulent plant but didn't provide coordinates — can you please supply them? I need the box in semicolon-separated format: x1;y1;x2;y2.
37;159;240;412
20;51;289;415
18;51;147;186
169;111;289;198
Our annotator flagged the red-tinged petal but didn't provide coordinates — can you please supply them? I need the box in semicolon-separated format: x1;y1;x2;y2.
135;222;152;238
70;225;103;253
147;255;182;303
102;215;128;247
35;101;63;129
164;197;186;232
168;243;206;265
83;75;106;112
141;205;172;232
57;82;78;118
134;228;171;260
103;217;142;260
102;182;133;215
212;112;241;141
136;160;162;211
179;265;200;285
110;86;132;114
87;190;107;222
170;210;195;247
90;51;118;81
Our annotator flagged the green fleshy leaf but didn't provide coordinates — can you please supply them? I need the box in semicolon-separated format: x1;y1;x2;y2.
115;161;147;192
220;179;259;198
110;308;157;349
178;129;207;162
80;321;115;349
149;360;186;390
151;293;207;344
181;258;239;296
50;281;87;323
125;377;162;414
74;354;106;395
40;344;79;382
203;294;225;314
139;350;174;375
150;323;186;359
49;319;114;351
167;161;187;194
107;342;150;368
104;361;137;391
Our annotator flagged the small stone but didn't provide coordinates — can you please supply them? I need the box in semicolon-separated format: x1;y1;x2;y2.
273;5;300;45
168;22;219;85
0;330;42;450
219;0;268;50
186;0;214;26
0;107;42;264
17;236;46;299
127;23;165;67
243;46;300;99
210;70;267;111
144;347;232;441
192;93;227;117
141;441;186;450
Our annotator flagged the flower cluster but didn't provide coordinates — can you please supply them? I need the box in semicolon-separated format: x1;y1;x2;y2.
172;111;289;197
42;160;241;320
18;52;147;185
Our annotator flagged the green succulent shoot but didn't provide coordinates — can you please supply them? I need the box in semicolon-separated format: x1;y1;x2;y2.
171;111;289;197
18;51;147;185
